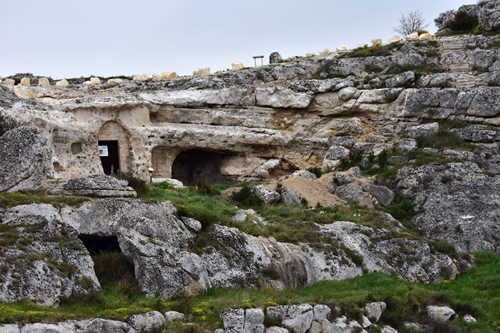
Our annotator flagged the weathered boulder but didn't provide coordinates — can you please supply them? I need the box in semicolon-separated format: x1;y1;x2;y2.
0;204;100;307
255;86;312;108
371;38;382;46
251;185;281;205
20;77;30;86
127;311;165;331
221;308;245;331
48;175;137;197
165;311;185;322
193;67;210;76
455;125;500;143
387;35;402;44
319;48;329;55
280;188;301;206
151;74;161;81
291;169;317;180
406;32;419;41
161;71;177;79
386;71;415;88
38;77;50;86
336;46;347;52
55;79;69;86
281;304;313;333
269;52;282;64
306;50;315;57
2;79;15;86
364;302;386;322
463;314;477;323
419;33;436;41
254;159;280;179
368;184;394;206
232;61;245;70
479;0;500;31
396;138;418;154
244;308;265;333
133;73;148;81
324;145;350;162
405;122;439;138
0;127;52;193
426;305;455;322
335;172;353;185
107;78;123;85
396;162;500;252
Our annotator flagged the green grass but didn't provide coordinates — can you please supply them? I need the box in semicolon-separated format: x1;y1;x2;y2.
0;191;88;209
2;252;497;331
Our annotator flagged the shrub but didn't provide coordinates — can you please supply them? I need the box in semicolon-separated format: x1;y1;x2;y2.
231;186;262;206
114;172;146;194
448;11;479;32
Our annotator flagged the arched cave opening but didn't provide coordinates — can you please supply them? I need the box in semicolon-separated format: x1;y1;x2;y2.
171;149;228;186
78;234;139;291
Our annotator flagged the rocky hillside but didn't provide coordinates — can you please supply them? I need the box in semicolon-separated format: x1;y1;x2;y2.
0;2;499;332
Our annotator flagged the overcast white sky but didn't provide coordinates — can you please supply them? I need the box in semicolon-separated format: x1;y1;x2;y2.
0;0;469;79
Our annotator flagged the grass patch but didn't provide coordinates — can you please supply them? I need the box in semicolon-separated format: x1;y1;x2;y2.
341;43;404;58
415;131;474;151
0;191;88;209
3;252;497;331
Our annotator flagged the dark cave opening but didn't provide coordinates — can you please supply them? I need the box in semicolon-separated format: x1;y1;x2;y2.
78;234;139;291
78;234;121;255
171;149;228;186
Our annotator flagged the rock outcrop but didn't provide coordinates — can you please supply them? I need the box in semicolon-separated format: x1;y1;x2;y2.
0;127;52;193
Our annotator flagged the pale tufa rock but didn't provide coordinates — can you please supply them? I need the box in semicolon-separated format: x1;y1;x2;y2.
406;32;419;41
38;77;50;86
127;311;166;331
419;33;436;41
426;305;455;322
20;77;30;86
151;74;161;81
336;45;348;52
192;67;210;76
107;78;122;84
133;73;148;81
306;50;315;57
161;71;177;79
2;78;15;86
387;35;402;44
371;38;382;46
90;77;100;84
231;61;245;70
359;42;368;48
55;79;68;86
319;48;329;55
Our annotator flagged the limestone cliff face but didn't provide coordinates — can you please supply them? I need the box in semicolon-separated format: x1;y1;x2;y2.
0;199;466;305
0;34;499;184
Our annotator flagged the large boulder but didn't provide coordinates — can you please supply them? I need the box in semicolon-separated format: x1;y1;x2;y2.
426;305;456;322
479;0;500;31
269;52;283;64
396;161;500;252
405;122;439;138
251;185;281;205
48;175;137;197
0;127;52;193
0;204;100;307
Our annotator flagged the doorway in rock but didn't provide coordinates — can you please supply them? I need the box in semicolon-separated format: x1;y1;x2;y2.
172;150;227;186
79;235;139;293
98;140;120;175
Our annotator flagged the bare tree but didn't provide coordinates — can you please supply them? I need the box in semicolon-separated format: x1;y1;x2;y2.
393;10;429;36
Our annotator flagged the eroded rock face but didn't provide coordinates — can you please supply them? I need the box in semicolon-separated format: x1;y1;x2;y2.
0;204;100;307
0;127;52;193
397;161;500;253
48;174;137;197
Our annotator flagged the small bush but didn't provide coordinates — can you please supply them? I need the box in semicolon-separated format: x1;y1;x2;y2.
114;172;146;194
448;11;479;33
231;186;262;206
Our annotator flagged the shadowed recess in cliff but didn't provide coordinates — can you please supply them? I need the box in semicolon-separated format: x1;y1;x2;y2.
171;149;231;186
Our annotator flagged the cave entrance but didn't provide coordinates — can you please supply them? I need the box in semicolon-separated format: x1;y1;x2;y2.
78;235;139;291
171;150;227;186
98;140;120;175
